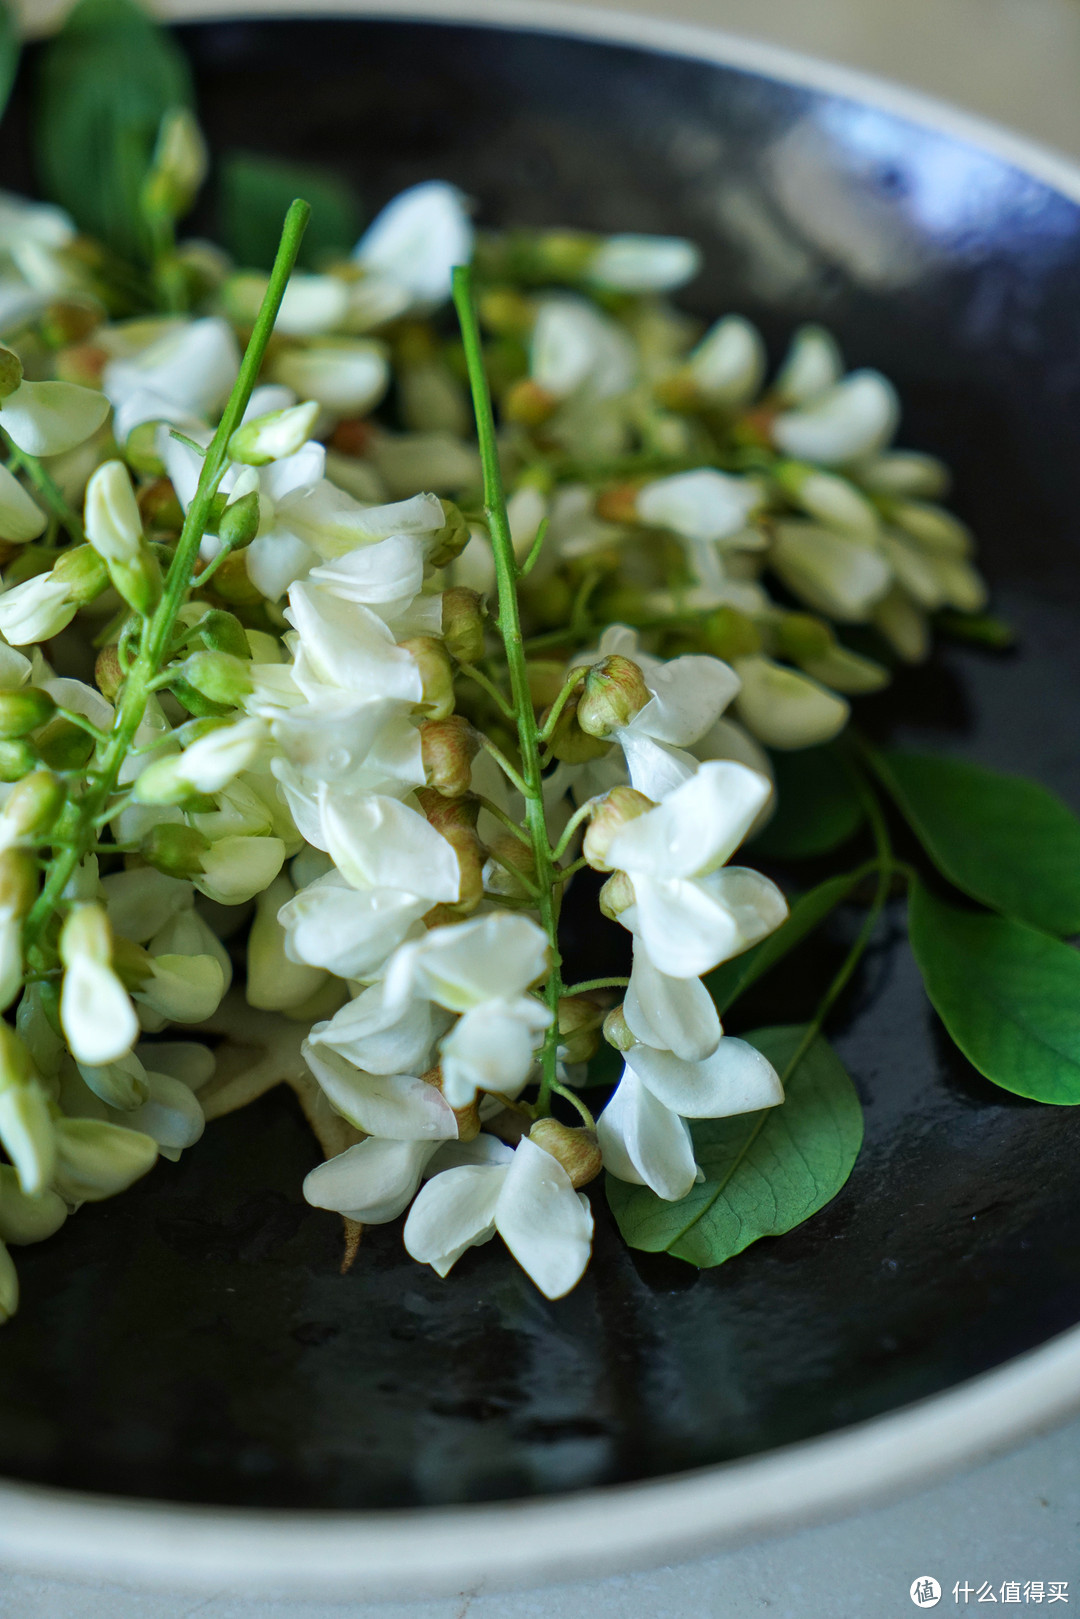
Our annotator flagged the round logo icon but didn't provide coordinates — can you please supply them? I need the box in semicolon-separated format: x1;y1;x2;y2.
910;1577;942;1608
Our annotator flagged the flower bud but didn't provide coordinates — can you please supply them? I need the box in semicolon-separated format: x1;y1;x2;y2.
0;1023;55;1195
557;994;603;1065
528;1119;602;1188
483;832;537;900
441;586;485;663
107;549;163;618
420;715;477;797
77;1052;151;1111
0;1242;16;1322
94;644;123;701
427;501;471;569
191;608;251;660
0;741;36;782
0;1167;67;1245
503;378;557;427
37;717;93;772
0;848;38;915
85;460;143;565
417;791;484;920
598;869;636;921
0;686;55;739
52;1117;158;1203
545;691;612;764
217;490;261;550
138;477;184;533
577;654;651;738
602;1003;636;1051
178;650;253;707
141;822;211;879
583;786;655;870
594;483;641;524
51;544;109;604
59;902;111;968
202;549;262;604
142;107;208;219
526;660;566;710
773;612;834;665
701;605;762;661
400;635;455;720
0;347;23;399
1;770;64;839
774;460;880;542
228;401;319;466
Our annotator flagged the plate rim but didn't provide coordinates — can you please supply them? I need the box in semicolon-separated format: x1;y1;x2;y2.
5;0;1080;1593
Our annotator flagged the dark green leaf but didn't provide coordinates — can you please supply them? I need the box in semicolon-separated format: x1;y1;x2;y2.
218;152;360;271
606;1025;863;1265
748;744;864;861
0;0;19;125
934;609;1015;649
35;0;193;259
872;747;1080;936
908;880;1080;1104
705;870;861;1014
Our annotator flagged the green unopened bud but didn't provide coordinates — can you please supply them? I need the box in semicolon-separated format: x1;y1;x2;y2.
131;754;195;806
577;654;651;738
557;994;603;1066
598;870;637;921
583;787;655;871
94;645;123;701
545;691;612;765
217;490;261;550
774;612;834;664
602;1003;636;1052
400;636;455;720
0;1166;67;1245
53;1117;158;1203
0;1022;33;1091
204;550;261;604
420;714;477;797
441;586;485;663
0;848;38;915
124;420;166;477
77;1053;150;1111
178;649;253;706
1;770;64;838
228;402;318;466
0;740;37;782
0;687;55;739
0;1241;16;1321
0;346;23;400
191;608;251;659
142;107;208;220
702;605;762;660
427;501;471;569
141;822;211;879
50;544;109;605
108;549;163;617
37;718;94;772
503;377;557;427
528;1119;602;1188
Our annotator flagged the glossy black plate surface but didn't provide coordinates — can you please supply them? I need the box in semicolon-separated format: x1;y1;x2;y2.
0;16;1079;1510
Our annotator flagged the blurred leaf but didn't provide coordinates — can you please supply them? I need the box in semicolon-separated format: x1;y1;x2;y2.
909;880;1080;1105
872;747;1080;936
218;151;360;271
705;869;861;1014
35;0;192;260
749;744;864;861
0;0;18;125
607;1025;863;1265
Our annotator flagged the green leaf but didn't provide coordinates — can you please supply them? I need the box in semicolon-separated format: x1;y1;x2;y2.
34;0;193;260
218;152;361;271
705;869;861;1014
872;747;1080;936
908;880;1080;1104
0;0;19;126
748;744;864;861
606;1025;864;1265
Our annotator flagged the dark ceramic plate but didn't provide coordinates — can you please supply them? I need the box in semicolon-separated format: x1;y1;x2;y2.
1;2;1079;1583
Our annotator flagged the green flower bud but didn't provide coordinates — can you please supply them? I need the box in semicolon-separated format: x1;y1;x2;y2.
50;544;109;605
545;692;612;765
557;994;603;1066
0;687;56;739
138;477;184;533
178;649;253;706
37;719;94;772
217;490;261;550
441;586;485;664
124;421;166;477
0;848;39;915
583;786;655;870
773;612;835;664
400;636;455;721
602;1003;636;1051
528;1118;602;1188
0;1166;67;1245
478;286;535;336
142;107;208;220
191;608;252;660
0;740;37;782
701;605;762;661
427;501;471;569
577;654;651;738
1;770;64;838
0;346;23;400
94;645;123;701
228;402;318;467
130;755;196;806
141;822;211;879
108;549;163;618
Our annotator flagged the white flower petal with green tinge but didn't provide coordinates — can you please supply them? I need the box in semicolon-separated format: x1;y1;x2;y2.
588;234;701;292
855;451;949;500
60;959;139;1067
194;834;285;906
272;343;389;415
384;912;550;1013
732;654;850;750
354;182;473;308
303;1136;436;1223
176;718;268;794
1;379;111;457
605;760;772;881
279;872;428;979
139;1041;215;1091
624;943;721;1061
771;521;892;621
122;1071;205;1151
301;1040;457;1142
531;296;637;400
149;907;232;994
627;1033;783;1119
439;996;552;1107
84;460;142;564
493;1137;593;1300
404;1163;505;1277
246;874;327;1012
688;315;766;407
773;324;843;406
597;1067;698;1201
137;953;225;1023
637;468;761;544
790;470;880;543
772;370;899;466
0;464;45;543
53;1118;157;1204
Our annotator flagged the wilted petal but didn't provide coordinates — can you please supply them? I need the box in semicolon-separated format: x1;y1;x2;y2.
626;1034;783;1118
597;1067;698;1200
493;1136;593;1299
304;1136;436;1222
624;943;721;1061
301;1039;457;1141
404;1162;505;1276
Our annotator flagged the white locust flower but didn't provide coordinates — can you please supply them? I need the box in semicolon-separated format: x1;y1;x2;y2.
352;181;473;312
304;1131;504;1225
596;761;787;978
0;379;110;457
103;317;240;440
769;520;892;621
0;465;46;544
732;654;850;750
687;315;766;407
59;905;139;1067
772;370;899;466
301;1039;458;1142
84;459;142;564
587;234;701;292
404;1134;593;1298
309;974;451;1076
530;296;637;400
773;324;843;406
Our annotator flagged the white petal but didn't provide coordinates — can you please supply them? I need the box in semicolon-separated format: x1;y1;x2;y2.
732;655;850;750
625;876;742;979
627;1033;783;1118
272;342;389;415
309;532;426;608
61;959;139;1066
531;296;636;399
0;573;75;644
624;943;721;1061
773;324;843;406
246;874;327;1012
123;1070;205;1151
301;1039;457;1141
311;978;446;1075
618;733;698;801
194;835;285;906
597;1067;697;1200
770;521;891;621
606;759;772;880
137;954;225;1023
272;694;405;784
322;790;459;902
772;370;899;466
688;315;766;407
275;273;350;336
104;317;240;419
494;1136;593;1299
286;581;422;701
588;234;701;292
279;873;427;978
630;653;741;746
354;182;473;308
102;868;192;942
0;464;45;543
387;912;550;1012
440;997;551;1107
426;1133;515;1174
403;1163;504;1276
1;379;110;457
637;468;761;543
303;1137;435;1223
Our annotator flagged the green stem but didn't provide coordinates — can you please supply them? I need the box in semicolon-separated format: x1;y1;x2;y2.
538;667;585;742
550;798;593;863
549;1080;595;1130
456;661;514;719
563;976;629;996
25;199;310;951
2;436;85;545
453;264;564;1114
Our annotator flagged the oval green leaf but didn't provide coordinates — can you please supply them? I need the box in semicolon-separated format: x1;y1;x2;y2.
219;152;361;272
872;747;1080;936
606;1025;864;1266
749;744;864;861
908;880;1080;1104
